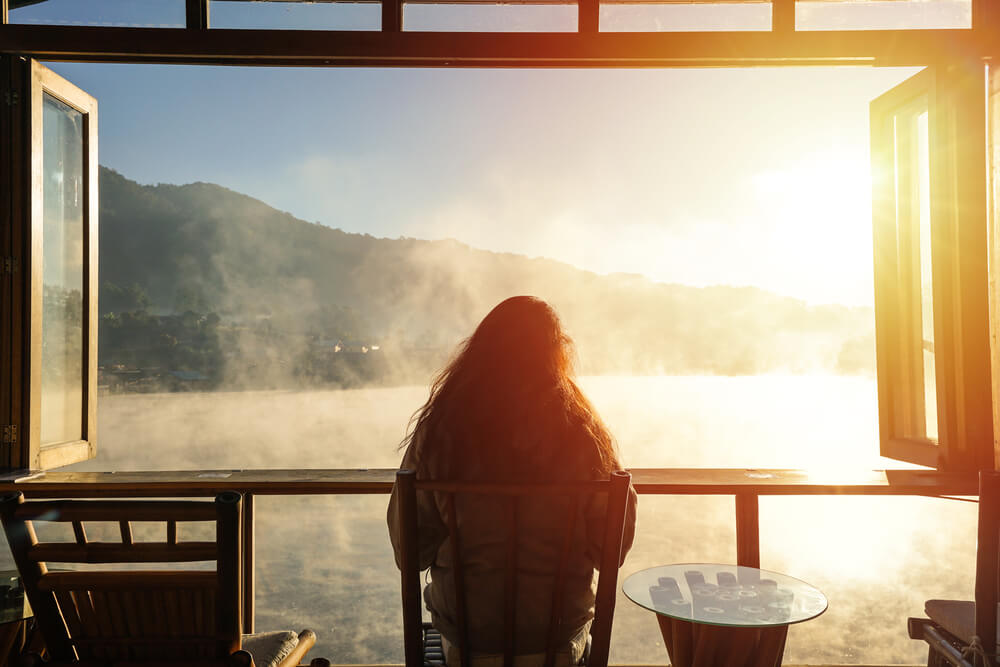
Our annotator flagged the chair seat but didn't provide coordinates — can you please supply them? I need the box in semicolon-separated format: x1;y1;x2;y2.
925;599;1000;648
243;631;301;667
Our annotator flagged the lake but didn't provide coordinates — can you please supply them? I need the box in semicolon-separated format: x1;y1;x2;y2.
45;375;979;663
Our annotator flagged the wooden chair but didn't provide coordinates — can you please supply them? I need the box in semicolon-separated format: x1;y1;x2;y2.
908;470;1000;667
395;469;632;667
0;491;318;667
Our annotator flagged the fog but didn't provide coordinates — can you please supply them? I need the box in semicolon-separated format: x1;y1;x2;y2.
96;166;877;397
24;376;970;664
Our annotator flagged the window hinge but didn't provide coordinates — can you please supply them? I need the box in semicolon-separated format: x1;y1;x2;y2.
2;257;18;275
1;425;16;446
4;91;19;107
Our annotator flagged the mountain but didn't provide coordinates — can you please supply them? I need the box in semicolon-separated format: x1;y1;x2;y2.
98;166;874;381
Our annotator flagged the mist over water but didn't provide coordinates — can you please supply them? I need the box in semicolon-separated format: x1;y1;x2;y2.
41;375;970;664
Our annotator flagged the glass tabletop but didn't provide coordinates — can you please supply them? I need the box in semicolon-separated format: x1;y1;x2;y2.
0;572;31;625
622;564;827;628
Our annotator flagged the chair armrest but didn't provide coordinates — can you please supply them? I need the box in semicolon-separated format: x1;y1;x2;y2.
276;629;317;667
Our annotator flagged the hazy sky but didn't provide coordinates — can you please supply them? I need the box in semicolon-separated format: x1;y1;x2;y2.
14;1;922;306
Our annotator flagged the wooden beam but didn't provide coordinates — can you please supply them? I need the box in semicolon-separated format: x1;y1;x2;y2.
0;24;990;68
0;467;979;497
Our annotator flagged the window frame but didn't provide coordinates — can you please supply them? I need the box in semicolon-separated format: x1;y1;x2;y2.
870;63;992;471
3;57;99;471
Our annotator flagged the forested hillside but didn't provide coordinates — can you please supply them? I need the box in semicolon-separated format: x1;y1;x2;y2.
97;167;875;389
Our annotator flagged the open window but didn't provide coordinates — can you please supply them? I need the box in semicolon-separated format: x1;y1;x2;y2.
0;57;98;471
869;63;992;471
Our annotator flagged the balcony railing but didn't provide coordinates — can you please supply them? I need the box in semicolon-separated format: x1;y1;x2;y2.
0;466;977;638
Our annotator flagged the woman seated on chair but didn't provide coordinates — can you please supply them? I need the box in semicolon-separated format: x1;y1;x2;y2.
387;295;638;666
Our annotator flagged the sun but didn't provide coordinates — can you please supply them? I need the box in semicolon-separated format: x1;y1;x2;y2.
750;149;876;304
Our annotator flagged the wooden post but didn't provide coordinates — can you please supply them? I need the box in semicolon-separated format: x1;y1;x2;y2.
975;471;999;663
397;470;423;667
241;492;254;634
215;491;242;657
735;494;760;568
1;0;8;26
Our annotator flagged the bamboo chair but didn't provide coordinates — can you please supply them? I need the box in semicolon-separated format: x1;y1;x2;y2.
0;491;318;667
907;470;1000;667
395;469;631;667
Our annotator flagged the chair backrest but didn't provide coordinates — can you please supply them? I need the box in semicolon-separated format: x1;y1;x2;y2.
976;470;1000;658
396;469;631;667
0;491;243;666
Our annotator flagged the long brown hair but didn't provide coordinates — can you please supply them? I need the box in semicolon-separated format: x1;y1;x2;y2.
402;296;619;481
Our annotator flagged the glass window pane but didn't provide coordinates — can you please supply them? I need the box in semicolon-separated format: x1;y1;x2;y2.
404;3;576;32
890;101;936;443
40;93;85;447
600;2;771;32
796;0;971;31
8;0;185;27
210;0;380;30
916;111;936;441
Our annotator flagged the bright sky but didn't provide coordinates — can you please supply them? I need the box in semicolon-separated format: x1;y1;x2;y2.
13;1;924;307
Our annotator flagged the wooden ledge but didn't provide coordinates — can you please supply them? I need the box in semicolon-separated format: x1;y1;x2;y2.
0;468;977;498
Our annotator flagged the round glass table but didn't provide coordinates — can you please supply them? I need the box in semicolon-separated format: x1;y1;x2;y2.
622;564;827;667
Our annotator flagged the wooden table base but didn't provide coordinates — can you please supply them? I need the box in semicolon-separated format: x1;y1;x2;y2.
656;615;789;667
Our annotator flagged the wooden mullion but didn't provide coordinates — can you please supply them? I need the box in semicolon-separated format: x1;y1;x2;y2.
897;110;923;439
577;0;598;34
382;0;401;33
771;0;794;34
0;56;13;472
186;0;209;30
9;55;27;471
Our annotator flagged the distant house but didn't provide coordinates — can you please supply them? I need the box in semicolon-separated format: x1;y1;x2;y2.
165;370;210;391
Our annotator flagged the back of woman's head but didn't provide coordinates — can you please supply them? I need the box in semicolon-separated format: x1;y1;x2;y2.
404;296;619;480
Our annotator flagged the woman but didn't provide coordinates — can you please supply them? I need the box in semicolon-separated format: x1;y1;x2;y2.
387;296;637;666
